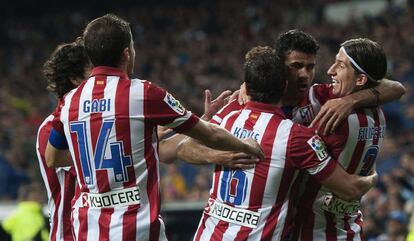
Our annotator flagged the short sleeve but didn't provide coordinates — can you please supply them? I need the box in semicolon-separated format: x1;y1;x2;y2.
210;99;244;125
145;82;199;133
311;84;336;105
49;100;68;149
288;124;336;181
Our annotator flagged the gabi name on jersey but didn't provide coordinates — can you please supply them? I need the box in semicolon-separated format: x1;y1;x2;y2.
358;126;385;141
83;98;111;113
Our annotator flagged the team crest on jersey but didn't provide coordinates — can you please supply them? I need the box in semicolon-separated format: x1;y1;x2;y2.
307;135;328;161
298;105;315;125
164;93;185;115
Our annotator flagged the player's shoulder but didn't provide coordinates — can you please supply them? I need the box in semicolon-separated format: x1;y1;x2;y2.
290;122;315;136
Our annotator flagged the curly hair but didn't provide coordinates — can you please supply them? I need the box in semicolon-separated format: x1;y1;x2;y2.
43;40;90;99
273;29;320;63
244;46;286;103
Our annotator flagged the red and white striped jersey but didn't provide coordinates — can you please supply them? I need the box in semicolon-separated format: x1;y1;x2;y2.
36;114;77;241
194;101;337;241
292;84;386;241
50;66;199;241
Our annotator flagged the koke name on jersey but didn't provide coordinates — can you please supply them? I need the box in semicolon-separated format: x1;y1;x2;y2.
233;127;260;141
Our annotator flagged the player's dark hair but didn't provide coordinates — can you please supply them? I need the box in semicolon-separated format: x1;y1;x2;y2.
273;29;320;63
341;38;387;87
83;14;131;67
43;39;90;99
244;46;286;103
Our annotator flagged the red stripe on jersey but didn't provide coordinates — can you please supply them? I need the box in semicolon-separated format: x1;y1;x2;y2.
355;213;364;241
115;78;138;240
346;113;368;173
194;211;209;241
62;169;76;241
324;211;337;241
295;178;322;241
91;76;113;241
210;222;230;241
143;84;161;241
91;76;110;193
68;82;89;241
98;209;113;241
343;215;355;241
235;113;280;241
115;77;136;188
122;205;140;241
260;167;296;240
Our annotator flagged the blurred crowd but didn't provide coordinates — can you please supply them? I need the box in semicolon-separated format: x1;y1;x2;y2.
0;0;413;240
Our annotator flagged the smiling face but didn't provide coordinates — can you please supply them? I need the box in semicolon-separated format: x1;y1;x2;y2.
327;48;366;97
282;51;316;105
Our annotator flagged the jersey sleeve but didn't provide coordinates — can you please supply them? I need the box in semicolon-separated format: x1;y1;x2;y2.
145;82;199;133
49;100;68;149
210;99;244;125
311;84;335;105
287;124;337;181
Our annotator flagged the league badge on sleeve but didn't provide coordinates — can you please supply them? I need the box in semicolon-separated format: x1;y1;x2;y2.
307;135;329;161
164;93;185;115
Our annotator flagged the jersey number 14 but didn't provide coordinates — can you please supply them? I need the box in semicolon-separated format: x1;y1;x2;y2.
70;119;132;185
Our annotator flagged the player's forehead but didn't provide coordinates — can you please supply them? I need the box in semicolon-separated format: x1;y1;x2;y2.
284;50;316;65
336;48;351;66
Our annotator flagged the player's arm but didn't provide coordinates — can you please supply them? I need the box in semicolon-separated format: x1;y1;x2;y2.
183;119;264;160
292;126;376;201
311;79;406;134
320;164;377;201
158;89;233;164
177;136;259;168
45;128;72;167
45;142;71;167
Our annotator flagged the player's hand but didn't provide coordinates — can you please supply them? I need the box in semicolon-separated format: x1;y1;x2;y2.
201;89;232;121
237;82;250;105
243;138;265;161
207;152;260;169
157;126;172;140
229;90;240;102
309;97;354;135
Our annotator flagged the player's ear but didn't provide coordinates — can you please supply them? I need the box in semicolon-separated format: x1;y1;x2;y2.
122;47;130;62
356;74;368;87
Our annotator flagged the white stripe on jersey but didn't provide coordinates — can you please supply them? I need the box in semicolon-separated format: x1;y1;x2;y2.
308;85;322;114
262;120;293;205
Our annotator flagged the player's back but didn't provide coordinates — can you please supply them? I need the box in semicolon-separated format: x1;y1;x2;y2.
194;101;336;241
54;66;198;241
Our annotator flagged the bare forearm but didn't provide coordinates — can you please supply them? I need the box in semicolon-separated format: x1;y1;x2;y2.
177;137;217;164
185;120;249;153
348;79;406;108
159;134;186;164
45;142;72;167
321;165;377;201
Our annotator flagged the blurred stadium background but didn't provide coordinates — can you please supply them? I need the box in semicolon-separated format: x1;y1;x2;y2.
0;0;413;240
